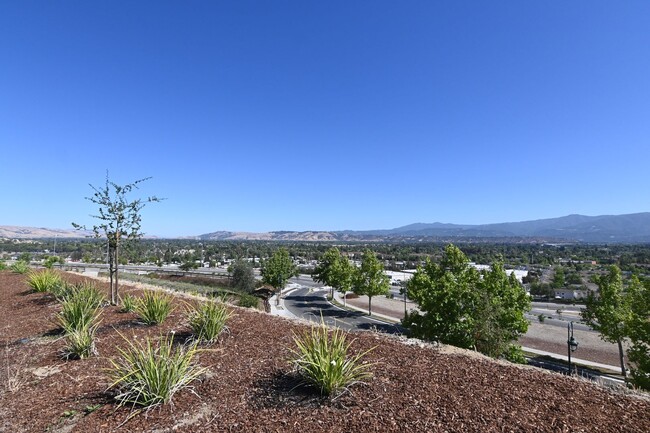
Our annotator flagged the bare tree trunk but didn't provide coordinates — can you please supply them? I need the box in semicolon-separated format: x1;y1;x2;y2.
109;247;115;305
114;243;119;305
368;296;372;315
617;339;627;377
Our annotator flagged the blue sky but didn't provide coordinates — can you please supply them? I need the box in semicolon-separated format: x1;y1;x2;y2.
1;1;649;237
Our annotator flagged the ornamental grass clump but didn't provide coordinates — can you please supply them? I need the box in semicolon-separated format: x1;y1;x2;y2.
55;282;105;308
26;269;63;293
108;334;207;408
186;300;231;343
61;322;99;359
135;291;174;325
56;284;103;359
119;293;137;313
10;261;29;274
290;323;374;397
57;292;103;333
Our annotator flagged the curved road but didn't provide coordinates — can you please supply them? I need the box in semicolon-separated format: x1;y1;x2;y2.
283;286;404;334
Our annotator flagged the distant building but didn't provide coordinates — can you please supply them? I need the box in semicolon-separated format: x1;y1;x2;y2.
554;288;588;300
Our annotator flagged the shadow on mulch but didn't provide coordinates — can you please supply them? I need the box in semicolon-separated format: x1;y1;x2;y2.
42;327;65;337
99;319;141;335
170;331;195;346
250;369;343;410
29;294;58;306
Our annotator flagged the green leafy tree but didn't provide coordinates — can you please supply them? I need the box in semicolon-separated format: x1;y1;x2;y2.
231;259;256;293
312;247;354;299
581;265;629;377
179;260;199;271
626;276;650;389
73;173;161;305
551;266;565;289
352;249;389;315
312;247;341;298
404;244;481;349
473;263;530;358
18;252;31;263
404;244;530;359
261;248;298;304
333;255;355;301
43;255;63;269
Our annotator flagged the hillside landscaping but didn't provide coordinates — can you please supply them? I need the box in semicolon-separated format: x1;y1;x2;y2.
1;270;649;432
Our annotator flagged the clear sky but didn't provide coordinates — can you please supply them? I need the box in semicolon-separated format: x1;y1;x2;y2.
1;1;649;237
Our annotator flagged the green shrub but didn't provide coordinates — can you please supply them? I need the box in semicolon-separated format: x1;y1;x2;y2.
61;322;99;359
503;344;527;364
187;301;231;343
10;261;29;274
43;256;62;269
135;291;174;325
237;293;259;309
290;323;374;397
119;293;137;313
108;334;207;408
0;261;7;271
26;269;63;293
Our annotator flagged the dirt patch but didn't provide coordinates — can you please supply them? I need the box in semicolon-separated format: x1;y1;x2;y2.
1;270;649;432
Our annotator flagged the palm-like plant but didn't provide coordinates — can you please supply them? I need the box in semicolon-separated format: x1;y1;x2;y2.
290;323;374;397
108;334;206;408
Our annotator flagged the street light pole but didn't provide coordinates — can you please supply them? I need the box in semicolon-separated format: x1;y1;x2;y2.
403;280;407;318
567;321;578;375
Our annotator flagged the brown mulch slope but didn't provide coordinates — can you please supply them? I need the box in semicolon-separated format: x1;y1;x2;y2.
1;271;648;433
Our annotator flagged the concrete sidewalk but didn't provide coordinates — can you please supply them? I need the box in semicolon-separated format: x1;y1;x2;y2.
268;287;301;320
331;290;402;323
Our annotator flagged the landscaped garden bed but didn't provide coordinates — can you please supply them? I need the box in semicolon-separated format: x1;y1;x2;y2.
1;271;648;432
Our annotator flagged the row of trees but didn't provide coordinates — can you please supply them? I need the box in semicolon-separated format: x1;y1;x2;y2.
581;265;650;389
310;244;531;362
311;247;390;314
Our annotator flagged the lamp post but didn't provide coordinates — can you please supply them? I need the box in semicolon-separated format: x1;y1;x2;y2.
567;321;579;375
403;280;407;318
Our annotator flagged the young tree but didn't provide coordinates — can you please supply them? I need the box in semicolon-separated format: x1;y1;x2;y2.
404;244;481;349
352;249;390;315
581;265;629;377
551;266;565;289
626;276;650;389
231;259;256;293
333;255;355;304
312;247;355;299
473;263;530;358
404;244;530;359
73;174;160;305
261;248;298;304
312;247;341;298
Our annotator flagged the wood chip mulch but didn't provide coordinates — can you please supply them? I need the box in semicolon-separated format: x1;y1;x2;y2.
1;271;648;432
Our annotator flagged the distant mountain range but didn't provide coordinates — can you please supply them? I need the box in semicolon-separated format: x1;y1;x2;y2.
0;226;92;239
3;212;650;243
198;213;650;243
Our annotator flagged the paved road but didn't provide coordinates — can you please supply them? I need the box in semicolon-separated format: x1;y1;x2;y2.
283;286;404;334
